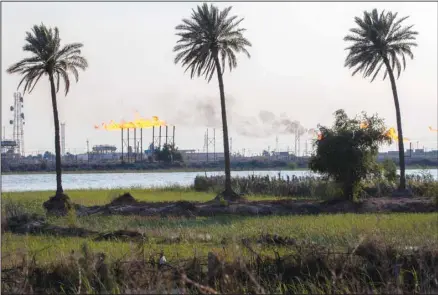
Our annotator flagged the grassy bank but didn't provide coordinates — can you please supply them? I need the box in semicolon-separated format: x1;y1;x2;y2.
2;188;437;293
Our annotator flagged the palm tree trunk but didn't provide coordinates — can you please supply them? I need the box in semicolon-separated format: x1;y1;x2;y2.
49;73;64;195
213;54;234;196
383;58;406;191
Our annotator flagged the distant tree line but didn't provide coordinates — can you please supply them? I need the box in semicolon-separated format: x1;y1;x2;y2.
1;156;435;173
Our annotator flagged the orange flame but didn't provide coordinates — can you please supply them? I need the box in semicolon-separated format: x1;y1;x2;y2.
359;122;368;129
384;127;409;142
314;126;409;142
95;115;167;131
429;126;438;132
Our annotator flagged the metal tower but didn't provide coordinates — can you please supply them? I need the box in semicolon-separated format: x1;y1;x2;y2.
204;128;216;162
9;92;25;156
294;126;305;157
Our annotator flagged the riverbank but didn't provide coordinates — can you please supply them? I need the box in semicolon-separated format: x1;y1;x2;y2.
0;165;430;175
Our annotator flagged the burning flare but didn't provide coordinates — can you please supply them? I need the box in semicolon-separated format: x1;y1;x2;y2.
314;122;409;142
384;127;409;142
95;115;166;130
359;122;409;141
359;122;369;129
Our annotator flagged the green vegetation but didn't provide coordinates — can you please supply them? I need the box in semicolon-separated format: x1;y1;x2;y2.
1;189;436;253
7;24;88;197
380;159;398;182
174;3;251;201
153;143;183;163
309;109;391;200
2;188;437;293
3;212;436;265
194;173;438;199
344;9;418;192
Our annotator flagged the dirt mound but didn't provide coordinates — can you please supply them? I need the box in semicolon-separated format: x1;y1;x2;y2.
109;193;137;206
257;234;297;246
75;196;436;218
94;230;146;242
43;194;73;216
214;190;245;202
4;213;98;237
174;201;197;211
4;213;46;233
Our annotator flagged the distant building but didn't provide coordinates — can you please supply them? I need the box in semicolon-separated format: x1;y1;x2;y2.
179;150;224;162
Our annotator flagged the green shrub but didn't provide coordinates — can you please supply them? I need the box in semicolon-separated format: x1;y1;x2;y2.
309;109;391;201
194;175;212;192
287;162;298;170
3;200;28;219
381;159;397;182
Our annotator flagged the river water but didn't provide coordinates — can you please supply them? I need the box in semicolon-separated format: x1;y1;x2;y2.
1;169;436;192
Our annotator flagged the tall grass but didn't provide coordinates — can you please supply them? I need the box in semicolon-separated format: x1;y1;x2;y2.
2;235;437;294
194;174;438;199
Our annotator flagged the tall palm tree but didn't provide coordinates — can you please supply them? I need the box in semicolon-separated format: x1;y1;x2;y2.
7;23;88;197
173;3;251;200
344;9;417;193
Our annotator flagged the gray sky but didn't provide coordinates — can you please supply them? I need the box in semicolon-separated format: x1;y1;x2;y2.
2;2;437;156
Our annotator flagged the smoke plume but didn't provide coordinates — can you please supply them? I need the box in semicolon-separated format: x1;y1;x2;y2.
168;96;309;138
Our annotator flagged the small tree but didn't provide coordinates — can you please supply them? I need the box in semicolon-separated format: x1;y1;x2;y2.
154;144;183;163
381;158;398;182
309;109;392;201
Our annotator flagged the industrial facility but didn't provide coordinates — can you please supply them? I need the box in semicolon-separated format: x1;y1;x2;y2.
2;92;25;162
2;92;437;170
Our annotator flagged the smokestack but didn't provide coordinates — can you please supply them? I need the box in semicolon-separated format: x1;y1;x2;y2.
127;128;130;160
140;128;143;160
165;126;168;145
159;126;162;148
121;129;124;162
134;128;137;159
152;126;155;152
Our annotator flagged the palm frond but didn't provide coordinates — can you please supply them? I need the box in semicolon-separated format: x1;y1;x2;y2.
7;23;88;96
174;3;251;82
344;9;417;82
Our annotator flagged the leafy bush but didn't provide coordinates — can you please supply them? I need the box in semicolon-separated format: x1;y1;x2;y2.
381;159;397;182
287;162;298;170
194;175;213;192
309;109;391;200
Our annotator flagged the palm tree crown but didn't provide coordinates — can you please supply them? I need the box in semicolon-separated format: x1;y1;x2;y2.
344;9;418;82
7;23;88;95
173;3;252;82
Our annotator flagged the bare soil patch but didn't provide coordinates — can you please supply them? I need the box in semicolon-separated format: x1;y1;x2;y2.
75;194;437;217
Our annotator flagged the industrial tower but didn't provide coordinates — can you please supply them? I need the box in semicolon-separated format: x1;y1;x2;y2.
204;128;216;161
9;92;25;156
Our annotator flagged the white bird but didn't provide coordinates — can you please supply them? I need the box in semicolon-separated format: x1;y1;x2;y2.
159;252;167;265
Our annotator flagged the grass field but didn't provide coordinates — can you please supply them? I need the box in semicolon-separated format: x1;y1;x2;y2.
2;189;437;269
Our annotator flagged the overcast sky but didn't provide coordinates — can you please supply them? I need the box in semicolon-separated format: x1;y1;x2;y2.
2;1;437;156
